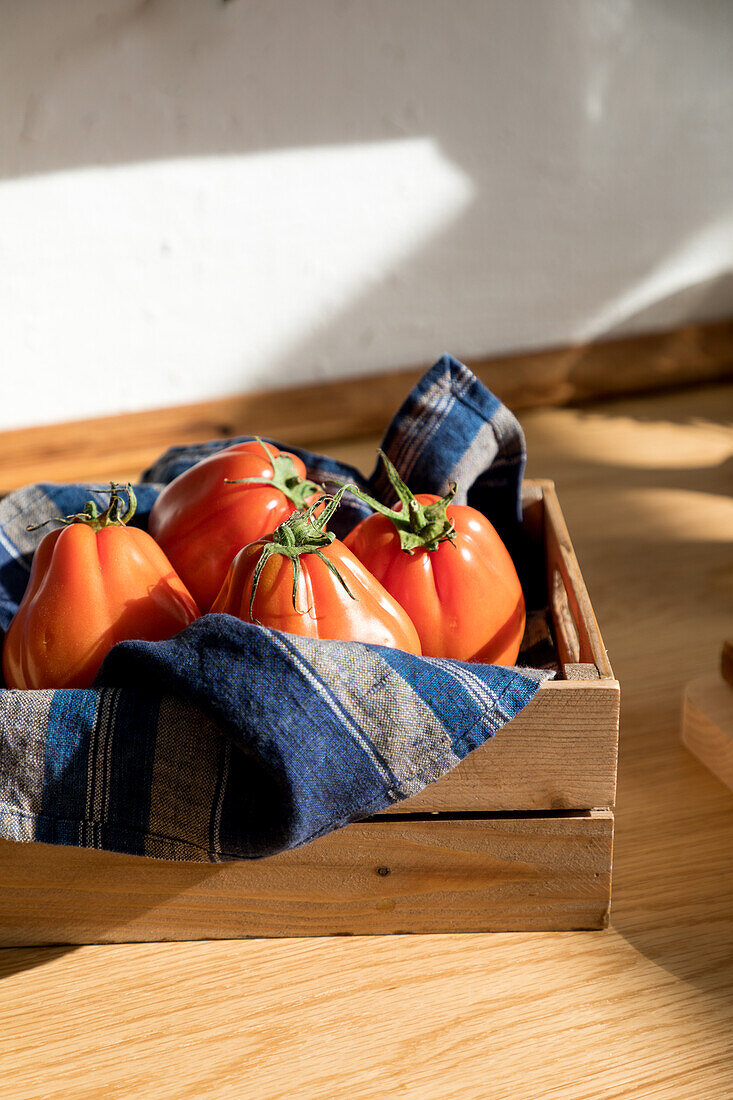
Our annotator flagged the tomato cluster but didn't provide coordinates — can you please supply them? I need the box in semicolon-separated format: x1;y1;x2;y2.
2;440;525;689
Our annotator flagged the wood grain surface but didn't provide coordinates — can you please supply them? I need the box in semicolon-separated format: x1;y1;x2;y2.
0;382;731;1098
0;812;613;944
394;679;619;813
682;674;733;794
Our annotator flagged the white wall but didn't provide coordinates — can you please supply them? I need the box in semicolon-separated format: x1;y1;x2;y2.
1;0;732;430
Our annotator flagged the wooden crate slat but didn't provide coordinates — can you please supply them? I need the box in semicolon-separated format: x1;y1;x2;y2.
541;480;614;678
389;679;619;813
0;812;613;944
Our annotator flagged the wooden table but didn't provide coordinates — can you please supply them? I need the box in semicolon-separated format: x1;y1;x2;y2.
1;382;732;1099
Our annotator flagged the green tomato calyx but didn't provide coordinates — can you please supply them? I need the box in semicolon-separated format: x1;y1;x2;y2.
27;483;138;534
248;485;357;624
347;451;456;554
225;438;322;510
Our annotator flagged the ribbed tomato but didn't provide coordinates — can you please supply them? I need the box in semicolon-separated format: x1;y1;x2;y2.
211;492;421;654
343;453;525;665
2;485;199;689
148;439;320;612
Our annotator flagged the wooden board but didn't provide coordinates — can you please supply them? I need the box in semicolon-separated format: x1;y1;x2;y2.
681;674;733;793
392;679;619;812
0;812;613;945
1;319;731;494
542;480;614;677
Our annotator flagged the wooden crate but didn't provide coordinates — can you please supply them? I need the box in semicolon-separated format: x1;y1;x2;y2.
0;480;619;944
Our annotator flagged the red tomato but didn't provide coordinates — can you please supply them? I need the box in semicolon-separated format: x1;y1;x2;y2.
211;493;421;654
2;485;199;690
343;453;525;665
148;439;321;612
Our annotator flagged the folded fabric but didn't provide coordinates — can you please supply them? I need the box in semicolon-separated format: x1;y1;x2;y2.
0;355;551;862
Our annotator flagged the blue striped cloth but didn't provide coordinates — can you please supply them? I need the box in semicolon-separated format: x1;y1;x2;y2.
0;356;551;862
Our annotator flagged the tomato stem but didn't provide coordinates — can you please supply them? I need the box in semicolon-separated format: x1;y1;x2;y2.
247;485;357;624
27;483;138;533
341;451;456;554
224;438;322;510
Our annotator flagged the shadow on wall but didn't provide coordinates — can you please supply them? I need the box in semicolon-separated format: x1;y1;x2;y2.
1;0;733;429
